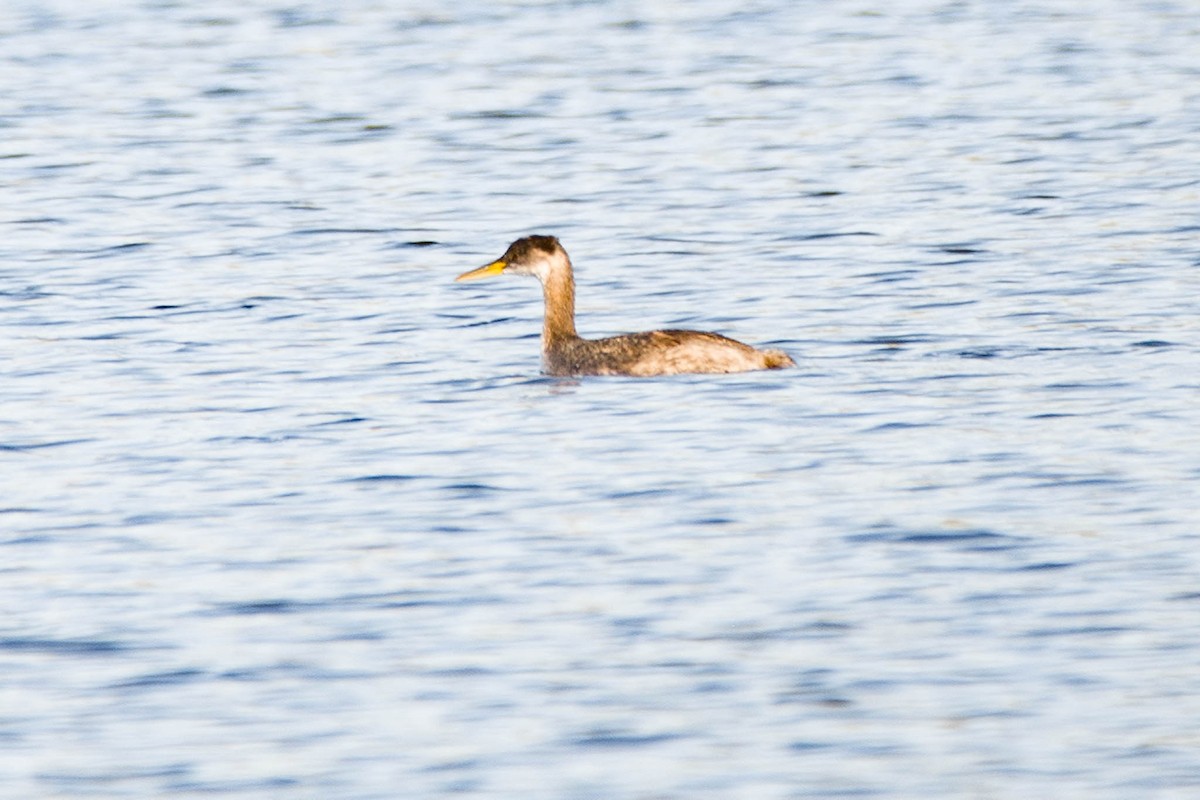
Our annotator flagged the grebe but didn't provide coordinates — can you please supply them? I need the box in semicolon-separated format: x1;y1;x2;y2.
455;235;795;377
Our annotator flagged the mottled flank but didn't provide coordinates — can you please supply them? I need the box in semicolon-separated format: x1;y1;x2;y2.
546;330;795;377
457;235;795;377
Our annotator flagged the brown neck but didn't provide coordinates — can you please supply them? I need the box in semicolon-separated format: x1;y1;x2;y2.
540;257;578;347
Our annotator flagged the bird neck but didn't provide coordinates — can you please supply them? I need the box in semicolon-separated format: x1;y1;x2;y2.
540;255;578;347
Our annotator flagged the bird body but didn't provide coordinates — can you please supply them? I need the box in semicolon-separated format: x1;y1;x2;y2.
456;235;794;377
542;329;793;377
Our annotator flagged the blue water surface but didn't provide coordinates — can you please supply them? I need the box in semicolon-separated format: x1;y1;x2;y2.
2;1;1199;798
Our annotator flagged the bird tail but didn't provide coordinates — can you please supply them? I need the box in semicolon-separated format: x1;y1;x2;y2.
762;350;796;369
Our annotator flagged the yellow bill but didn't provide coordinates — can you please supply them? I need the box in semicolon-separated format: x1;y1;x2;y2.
455;260;507;282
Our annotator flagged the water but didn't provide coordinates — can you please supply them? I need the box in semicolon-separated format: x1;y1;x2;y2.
3;1;1199;797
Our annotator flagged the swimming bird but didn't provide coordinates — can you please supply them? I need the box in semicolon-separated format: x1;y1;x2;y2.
455;235;795;377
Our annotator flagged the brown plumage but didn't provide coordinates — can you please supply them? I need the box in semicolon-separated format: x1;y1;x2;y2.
455;235;795;377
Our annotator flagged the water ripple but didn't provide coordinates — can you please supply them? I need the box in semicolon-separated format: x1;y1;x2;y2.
3;2;1198;798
